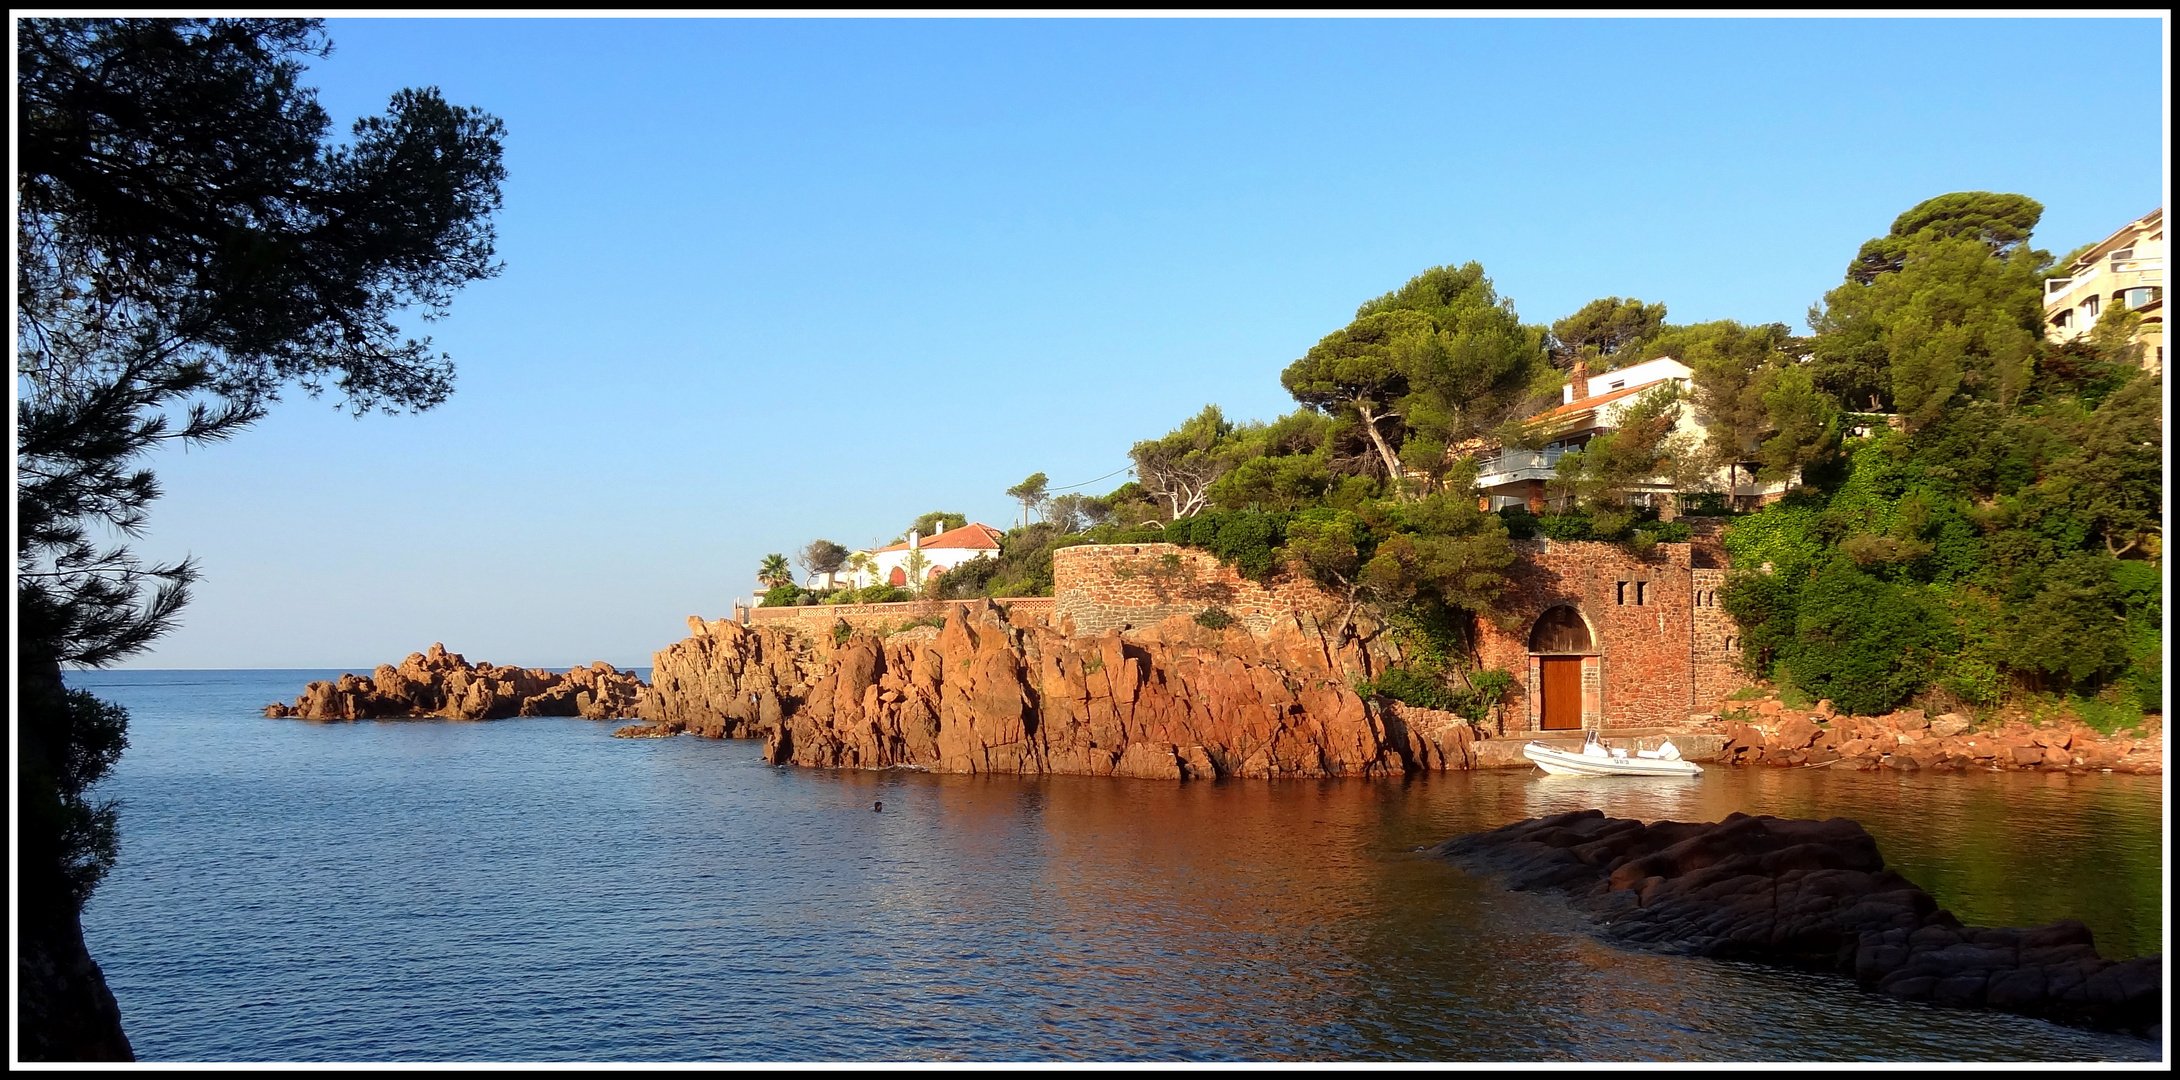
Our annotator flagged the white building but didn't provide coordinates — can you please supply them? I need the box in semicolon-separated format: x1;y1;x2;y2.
1471;356;1795;514
851;522;1005;589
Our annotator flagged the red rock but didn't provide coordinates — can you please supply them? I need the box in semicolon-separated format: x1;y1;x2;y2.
2010;745;2044;767
265;642;646;721
652;600;1420;779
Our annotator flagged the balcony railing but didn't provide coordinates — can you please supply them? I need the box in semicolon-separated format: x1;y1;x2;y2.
1473;448;1569;482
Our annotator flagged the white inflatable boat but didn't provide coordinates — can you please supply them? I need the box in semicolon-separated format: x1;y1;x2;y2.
1523;732;1703;777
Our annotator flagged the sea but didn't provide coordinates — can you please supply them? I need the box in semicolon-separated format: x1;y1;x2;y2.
72;668;2165;1063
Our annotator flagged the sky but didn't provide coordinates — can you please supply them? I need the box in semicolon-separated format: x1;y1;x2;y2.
79;14;2166;670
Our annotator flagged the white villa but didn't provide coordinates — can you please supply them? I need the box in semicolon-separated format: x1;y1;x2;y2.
1471;355;1796;514
850;523;1005;588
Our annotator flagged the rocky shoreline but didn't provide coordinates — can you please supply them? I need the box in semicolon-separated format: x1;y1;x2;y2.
1433;810;2162;1038
1708;694;2163;776
621;602;2166;781
264;643;647;721
618;600;1480;778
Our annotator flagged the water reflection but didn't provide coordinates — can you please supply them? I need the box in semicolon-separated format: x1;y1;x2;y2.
75;672;2162;1062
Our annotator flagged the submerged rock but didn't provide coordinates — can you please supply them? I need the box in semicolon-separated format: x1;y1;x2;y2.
264;643;647;721
1432;810;2162;1036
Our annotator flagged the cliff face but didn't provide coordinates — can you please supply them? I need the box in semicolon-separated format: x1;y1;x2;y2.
264;643;646;721
638;617;829;738
629;599;1480;778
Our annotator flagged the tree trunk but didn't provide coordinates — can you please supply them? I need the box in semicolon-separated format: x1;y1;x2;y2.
1353;401;1407;499
16;656;135;1062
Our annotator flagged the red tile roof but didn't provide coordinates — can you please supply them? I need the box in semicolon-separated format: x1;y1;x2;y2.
868;522;1005;554
1534;377;1671;422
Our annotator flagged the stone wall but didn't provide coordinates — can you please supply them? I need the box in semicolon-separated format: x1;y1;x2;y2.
1476;539;1748;731
751;597;1054;637
1051;544;1332;637
1690;567;1742;708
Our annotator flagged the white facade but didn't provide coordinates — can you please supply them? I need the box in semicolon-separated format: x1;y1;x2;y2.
1474;355;1795;513
849;523;1004;589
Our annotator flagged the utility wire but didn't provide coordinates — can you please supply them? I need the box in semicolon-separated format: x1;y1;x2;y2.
1044;464;1134;492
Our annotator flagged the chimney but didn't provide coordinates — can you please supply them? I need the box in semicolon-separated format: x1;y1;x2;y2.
909;529;920;550
1565;360;1590;405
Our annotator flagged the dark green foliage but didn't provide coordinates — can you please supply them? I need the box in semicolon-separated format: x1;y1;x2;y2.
1677;491;1735;517
1356;666;1515;723
1785;558;1949;715
904;512;967;540
1550;296;1668;369
21;687;131;914
935;522;1074;598
1496;506;1539;539
829;583;912;605
760;583;807;607
1285;263;1553;495
797;539;849;584
16;16;507;954
1846;191;2043;284
1193;607;1235;630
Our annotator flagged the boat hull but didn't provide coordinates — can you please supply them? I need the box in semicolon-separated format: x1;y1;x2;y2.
1523;741;1703;777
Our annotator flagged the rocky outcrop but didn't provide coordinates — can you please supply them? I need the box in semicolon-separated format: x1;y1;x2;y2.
1710;698;2164;775
631;599;1480;778
1434;810;2162;1036
632;617;828;738
264;643;646;721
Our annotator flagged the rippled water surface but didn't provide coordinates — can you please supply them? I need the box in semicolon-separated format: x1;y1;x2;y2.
76;670;2164;1062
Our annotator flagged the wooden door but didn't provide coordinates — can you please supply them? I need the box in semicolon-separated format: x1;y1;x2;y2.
1540;656;1583;730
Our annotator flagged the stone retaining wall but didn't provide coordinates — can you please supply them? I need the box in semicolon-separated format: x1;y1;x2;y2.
1050;543;1330;637
750;597;1055;637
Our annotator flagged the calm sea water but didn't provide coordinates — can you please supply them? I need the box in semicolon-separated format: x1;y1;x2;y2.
74;669;2165;1063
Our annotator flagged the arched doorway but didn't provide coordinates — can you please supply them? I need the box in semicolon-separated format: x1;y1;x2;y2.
1528;605;1594;731
888;566;907;587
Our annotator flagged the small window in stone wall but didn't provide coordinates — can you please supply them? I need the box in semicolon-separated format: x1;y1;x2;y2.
1636;581;1648;605
1616;582;1627;605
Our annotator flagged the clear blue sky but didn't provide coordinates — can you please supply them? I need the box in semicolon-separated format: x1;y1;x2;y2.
109;15;2166;669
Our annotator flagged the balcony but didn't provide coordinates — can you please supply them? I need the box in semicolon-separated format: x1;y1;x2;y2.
1474;448;1569;488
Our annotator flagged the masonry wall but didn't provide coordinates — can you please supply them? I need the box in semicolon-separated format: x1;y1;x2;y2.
1050;544;1333;636
749;597;1054;637
1475;539;1748;731
1690;567;1743;709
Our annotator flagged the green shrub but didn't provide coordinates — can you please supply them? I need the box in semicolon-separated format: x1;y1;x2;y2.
1677;491;1734;517
1193;607;1235;630
1496;506;1539;539
1784;557;1948;715
1357;665;1514;723
2070;692;2145;736
1536;513;1593;541
760;584;806;607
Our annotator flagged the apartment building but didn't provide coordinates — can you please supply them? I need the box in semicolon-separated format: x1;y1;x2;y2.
2044;207;2164;374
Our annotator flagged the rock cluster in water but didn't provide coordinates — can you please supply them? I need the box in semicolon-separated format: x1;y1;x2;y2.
264;643;646;721
1433;810;2162;1037
1713;699;2163;774
619;599;1481;777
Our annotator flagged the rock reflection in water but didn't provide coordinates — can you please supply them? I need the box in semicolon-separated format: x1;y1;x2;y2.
75;672;2160;1062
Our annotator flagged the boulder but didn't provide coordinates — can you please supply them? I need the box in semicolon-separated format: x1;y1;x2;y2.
1929;713;1972;739
1432;811;2161;1036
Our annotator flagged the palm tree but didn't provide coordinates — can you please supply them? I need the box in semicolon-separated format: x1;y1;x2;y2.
757;553;794;590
